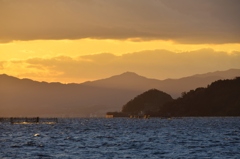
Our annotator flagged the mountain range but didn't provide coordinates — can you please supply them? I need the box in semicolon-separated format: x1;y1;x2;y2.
0;69;240;117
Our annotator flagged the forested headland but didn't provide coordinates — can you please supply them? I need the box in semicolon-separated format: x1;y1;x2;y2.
107;77;240;117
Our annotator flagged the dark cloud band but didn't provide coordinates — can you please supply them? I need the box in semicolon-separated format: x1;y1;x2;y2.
0;0;239;44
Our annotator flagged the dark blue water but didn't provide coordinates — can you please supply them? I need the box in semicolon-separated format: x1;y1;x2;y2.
1;118;240;158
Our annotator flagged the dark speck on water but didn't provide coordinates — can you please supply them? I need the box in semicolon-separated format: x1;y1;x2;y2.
1;117;240;158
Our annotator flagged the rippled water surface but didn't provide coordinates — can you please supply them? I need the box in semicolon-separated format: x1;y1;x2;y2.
1;117;240;158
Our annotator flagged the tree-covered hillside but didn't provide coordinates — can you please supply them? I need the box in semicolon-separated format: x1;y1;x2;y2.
122;89;173;114
159;77;240;116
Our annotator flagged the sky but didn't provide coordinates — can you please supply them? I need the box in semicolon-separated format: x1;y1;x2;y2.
0;0;240;83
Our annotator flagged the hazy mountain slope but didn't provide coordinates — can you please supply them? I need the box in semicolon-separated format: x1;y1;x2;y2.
0;74;140;117
192;69;240;78
0;69;239;117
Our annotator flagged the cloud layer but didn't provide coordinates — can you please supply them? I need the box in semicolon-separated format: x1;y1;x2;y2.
1;0;240;43
1;49;240;83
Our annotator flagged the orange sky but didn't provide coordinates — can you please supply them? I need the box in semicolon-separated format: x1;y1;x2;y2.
1;39;240;61
0;0;240;83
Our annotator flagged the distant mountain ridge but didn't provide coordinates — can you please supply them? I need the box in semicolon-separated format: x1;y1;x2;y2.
0;69;240;117
83;68;240;98
191;69;240;78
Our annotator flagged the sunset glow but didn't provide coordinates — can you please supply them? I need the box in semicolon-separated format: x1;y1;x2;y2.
1;39;240;61
0;0;240;83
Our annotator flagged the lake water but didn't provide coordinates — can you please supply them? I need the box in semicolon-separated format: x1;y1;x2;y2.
1;117;240;158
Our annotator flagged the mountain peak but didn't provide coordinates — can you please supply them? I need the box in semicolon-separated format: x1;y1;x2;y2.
108;72;152;82
118;71;142;77
121;71;138;75
82;71;155;91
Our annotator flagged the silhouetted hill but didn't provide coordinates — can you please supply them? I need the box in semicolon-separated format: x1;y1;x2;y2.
0;69;240;117
122;89;173;114
159;77;240;116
